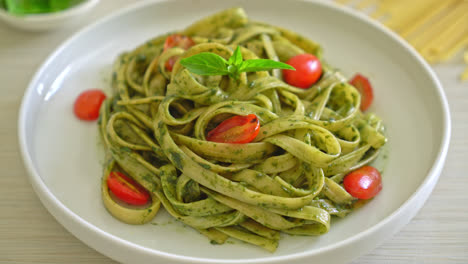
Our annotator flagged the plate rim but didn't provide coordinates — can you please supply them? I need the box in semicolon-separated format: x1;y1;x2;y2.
17;0;451;263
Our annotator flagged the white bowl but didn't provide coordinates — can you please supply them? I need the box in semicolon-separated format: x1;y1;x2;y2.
18;0;451;263
0;0;99;31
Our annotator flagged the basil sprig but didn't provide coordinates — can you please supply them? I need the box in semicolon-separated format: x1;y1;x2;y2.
180;46;295;79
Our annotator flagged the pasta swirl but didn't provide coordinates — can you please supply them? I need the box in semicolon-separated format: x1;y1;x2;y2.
98;7;387;252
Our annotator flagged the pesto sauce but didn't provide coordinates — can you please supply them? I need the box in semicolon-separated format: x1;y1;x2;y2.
98;6;389;253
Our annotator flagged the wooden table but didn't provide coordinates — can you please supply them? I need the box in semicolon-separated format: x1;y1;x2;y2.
1;0;467;263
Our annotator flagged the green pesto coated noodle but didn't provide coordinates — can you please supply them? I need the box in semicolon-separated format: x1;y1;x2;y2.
98;7;387;252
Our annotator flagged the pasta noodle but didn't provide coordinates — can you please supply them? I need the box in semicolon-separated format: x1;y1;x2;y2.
98;7;387;252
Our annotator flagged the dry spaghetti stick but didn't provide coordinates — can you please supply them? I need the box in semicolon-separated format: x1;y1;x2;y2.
335;0;352;5
410;6;467;50
462;67;468;81
439;35;468;62
400;0;456;38
369;0;403;19
419;12;468;59
384;0;438;31
421;2;468;52
462;52;468;81
356;0;379;10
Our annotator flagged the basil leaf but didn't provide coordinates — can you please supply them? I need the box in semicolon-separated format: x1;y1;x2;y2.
180;52;229;76
180;46;295;80
239;59;295;73
228;46;243;67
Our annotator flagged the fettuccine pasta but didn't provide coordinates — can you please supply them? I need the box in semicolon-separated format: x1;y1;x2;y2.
98;7;387;252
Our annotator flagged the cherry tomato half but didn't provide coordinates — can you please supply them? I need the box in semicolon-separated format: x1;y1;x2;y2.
164;57;178;72
206;114;260;144
107;171;150;205
73;89;106;121
343;166;382;200
349;74;374;111
163;34;195;71
283;54;322;89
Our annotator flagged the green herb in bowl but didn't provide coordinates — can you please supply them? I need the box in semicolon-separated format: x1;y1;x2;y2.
4;0;84;15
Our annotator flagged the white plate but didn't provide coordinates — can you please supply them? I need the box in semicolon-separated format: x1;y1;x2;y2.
18;0;451;263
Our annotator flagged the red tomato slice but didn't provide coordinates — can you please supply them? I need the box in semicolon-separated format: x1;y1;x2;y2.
343;166;382;200
206;114;260;144
164;57;178;72
349;74;374;111
283;54;322;89
73;89;106;121
107;171;150;205
163;34;195;72
163;34;195;51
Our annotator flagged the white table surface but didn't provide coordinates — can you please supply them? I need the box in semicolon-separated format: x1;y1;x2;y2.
1;0;467;263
